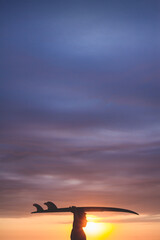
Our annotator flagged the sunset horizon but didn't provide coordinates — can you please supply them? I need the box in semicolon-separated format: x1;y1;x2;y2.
1;0;160;240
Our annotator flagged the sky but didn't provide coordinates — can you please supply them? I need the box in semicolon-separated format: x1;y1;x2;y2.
0;0;160;240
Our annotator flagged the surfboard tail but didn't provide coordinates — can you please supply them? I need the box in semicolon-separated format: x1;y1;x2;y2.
32;203;44;213
31;202;70;213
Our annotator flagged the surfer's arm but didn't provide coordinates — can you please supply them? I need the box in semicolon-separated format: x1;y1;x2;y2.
70;206;79;227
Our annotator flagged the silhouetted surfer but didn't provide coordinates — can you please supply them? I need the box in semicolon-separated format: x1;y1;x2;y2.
31;202;138;240
70;206;87;240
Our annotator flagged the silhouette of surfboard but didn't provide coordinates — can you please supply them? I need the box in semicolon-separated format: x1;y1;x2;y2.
31;201;138;215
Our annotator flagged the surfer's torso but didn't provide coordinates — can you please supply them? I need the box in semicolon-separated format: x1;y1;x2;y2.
71;228;86;240
70;207;87;240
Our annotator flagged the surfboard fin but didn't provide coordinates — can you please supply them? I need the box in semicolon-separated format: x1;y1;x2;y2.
44;201;58;211
32;203;44;213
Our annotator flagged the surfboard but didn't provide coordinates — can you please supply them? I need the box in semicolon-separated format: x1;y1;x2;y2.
31;201;138;215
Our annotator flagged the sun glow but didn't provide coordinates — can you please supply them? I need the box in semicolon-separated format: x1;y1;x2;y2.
83;215;113;239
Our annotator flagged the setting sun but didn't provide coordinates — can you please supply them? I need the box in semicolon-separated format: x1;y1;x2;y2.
83;215;113;239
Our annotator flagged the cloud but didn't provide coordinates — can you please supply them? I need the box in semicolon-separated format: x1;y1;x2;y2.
0;126;160;217
0;0;159;220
